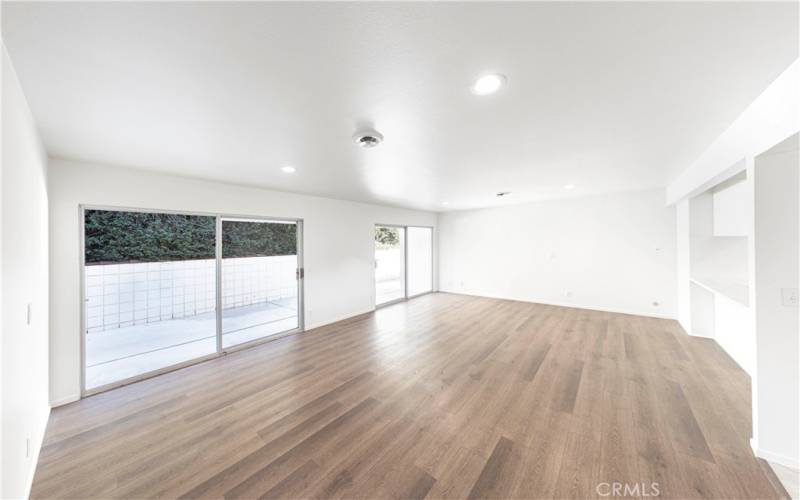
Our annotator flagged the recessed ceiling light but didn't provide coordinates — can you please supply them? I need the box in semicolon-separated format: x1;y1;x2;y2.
441;201;450;206
564;184;575;190
281;165;296;174
472;73;507;95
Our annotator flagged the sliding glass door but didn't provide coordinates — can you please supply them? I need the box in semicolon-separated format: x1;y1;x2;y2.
407;226;433;297
82;208;303;394
374;224;433;306
221;219;300;348
83;210;219;390
374;225;406;305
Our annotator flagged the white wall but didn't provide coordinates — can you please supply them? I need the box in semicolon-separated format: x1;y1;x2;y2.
1;45;50;500
438;189;676;318
48;159;437;406
754;141;799;469
667;59;800;204
713;294;754;375
676;199;691;331
713;179;750;236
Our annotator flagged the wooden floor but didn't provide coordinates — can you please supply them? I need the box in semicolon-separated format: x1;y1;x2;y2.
33;293;783;499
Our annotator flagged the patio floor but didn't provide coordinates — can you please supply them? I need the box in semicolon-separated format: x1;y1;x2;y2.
376;277;403;305
85;298;297;389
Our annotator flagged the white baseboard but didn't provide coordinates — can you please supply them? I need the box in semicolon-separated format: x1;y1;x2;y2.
50;393;80;408
24;405;51;500
755;446;800;470
305;308;375;331
307;293;442;331
440;290;677;320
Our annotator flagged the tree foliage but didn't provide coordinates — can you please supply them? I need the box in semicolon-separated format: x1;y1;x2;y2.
84;210;297;265
375;226;400;248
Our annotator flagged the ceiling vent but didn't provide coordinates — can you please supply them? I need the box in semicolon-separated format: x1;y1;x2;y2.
353;130;384;148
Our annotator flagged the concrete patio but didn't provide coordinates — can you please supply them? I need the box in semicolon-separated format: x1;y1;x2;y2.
376;277;404;305
85;298;297;389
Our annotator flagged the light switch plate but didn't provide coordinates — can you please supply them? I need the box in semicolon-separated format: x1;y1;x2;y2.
781;288;799;307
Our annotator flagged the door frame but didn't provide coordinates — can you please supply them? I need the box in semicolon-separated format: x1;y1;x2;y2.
79;204;305;397
373;223;434;308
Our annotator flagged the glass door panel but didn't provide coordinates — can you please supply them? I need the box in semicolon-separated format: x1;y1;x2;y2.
221;219;299;348
407;226;433;296
375;225;406;305
83;209;217;391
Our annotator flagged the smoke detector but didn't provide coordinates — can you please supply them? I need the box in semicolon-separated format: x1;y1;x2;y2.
353;130;384;148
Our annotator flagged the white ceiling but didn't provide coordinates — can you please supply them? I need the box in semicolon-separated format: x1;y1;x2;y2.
2;1;797;211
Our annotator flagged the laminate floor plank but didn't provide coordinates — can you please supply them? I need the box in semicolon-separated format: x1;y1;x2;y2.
31;293;784;499
467;436;516;500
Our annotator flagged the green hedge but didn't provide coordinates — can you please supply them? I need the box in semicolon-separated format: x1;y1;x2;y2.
221;220;296;258
84;210;296;265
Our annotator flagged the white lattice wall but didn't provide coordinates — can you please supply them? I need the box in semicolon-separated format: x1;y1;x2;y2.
221;255;298;309
85;255;298;333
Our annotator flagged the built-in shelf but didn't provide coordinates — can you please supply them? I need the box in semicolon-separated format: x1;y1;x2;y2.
687;168;752;345
690;276;749;307
690;234;749;307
